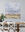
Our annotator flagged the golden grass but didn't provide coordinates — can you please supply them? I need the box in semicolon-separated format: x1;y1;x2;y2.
5;14;20;19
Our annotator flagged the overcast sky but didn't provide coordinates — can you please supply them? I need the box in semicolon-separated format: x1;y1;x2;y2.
0;0;25;14
0;0;21;14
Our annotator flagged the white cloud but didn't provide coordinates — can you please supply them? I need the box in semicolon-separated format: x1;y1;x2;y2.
0;0;21;14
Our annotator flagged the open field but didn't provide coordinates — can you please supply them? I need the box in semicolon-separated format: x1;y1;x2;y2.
5;14;20;19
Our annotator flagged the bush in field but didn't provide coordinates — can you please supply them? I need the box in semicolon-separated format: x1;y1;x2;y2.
1;14;6;21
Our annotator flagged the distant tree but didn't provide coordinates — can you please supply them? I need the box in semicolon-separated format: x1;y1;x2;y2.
1;14;6;21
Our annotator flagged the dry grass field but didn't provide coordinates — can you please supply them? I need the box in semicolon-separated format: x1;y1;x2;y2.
5;14;21;19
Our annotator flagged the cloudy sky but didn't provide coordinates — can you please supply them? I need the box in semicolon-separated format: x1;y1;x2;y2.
0;0;21;14
0;0;25;13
